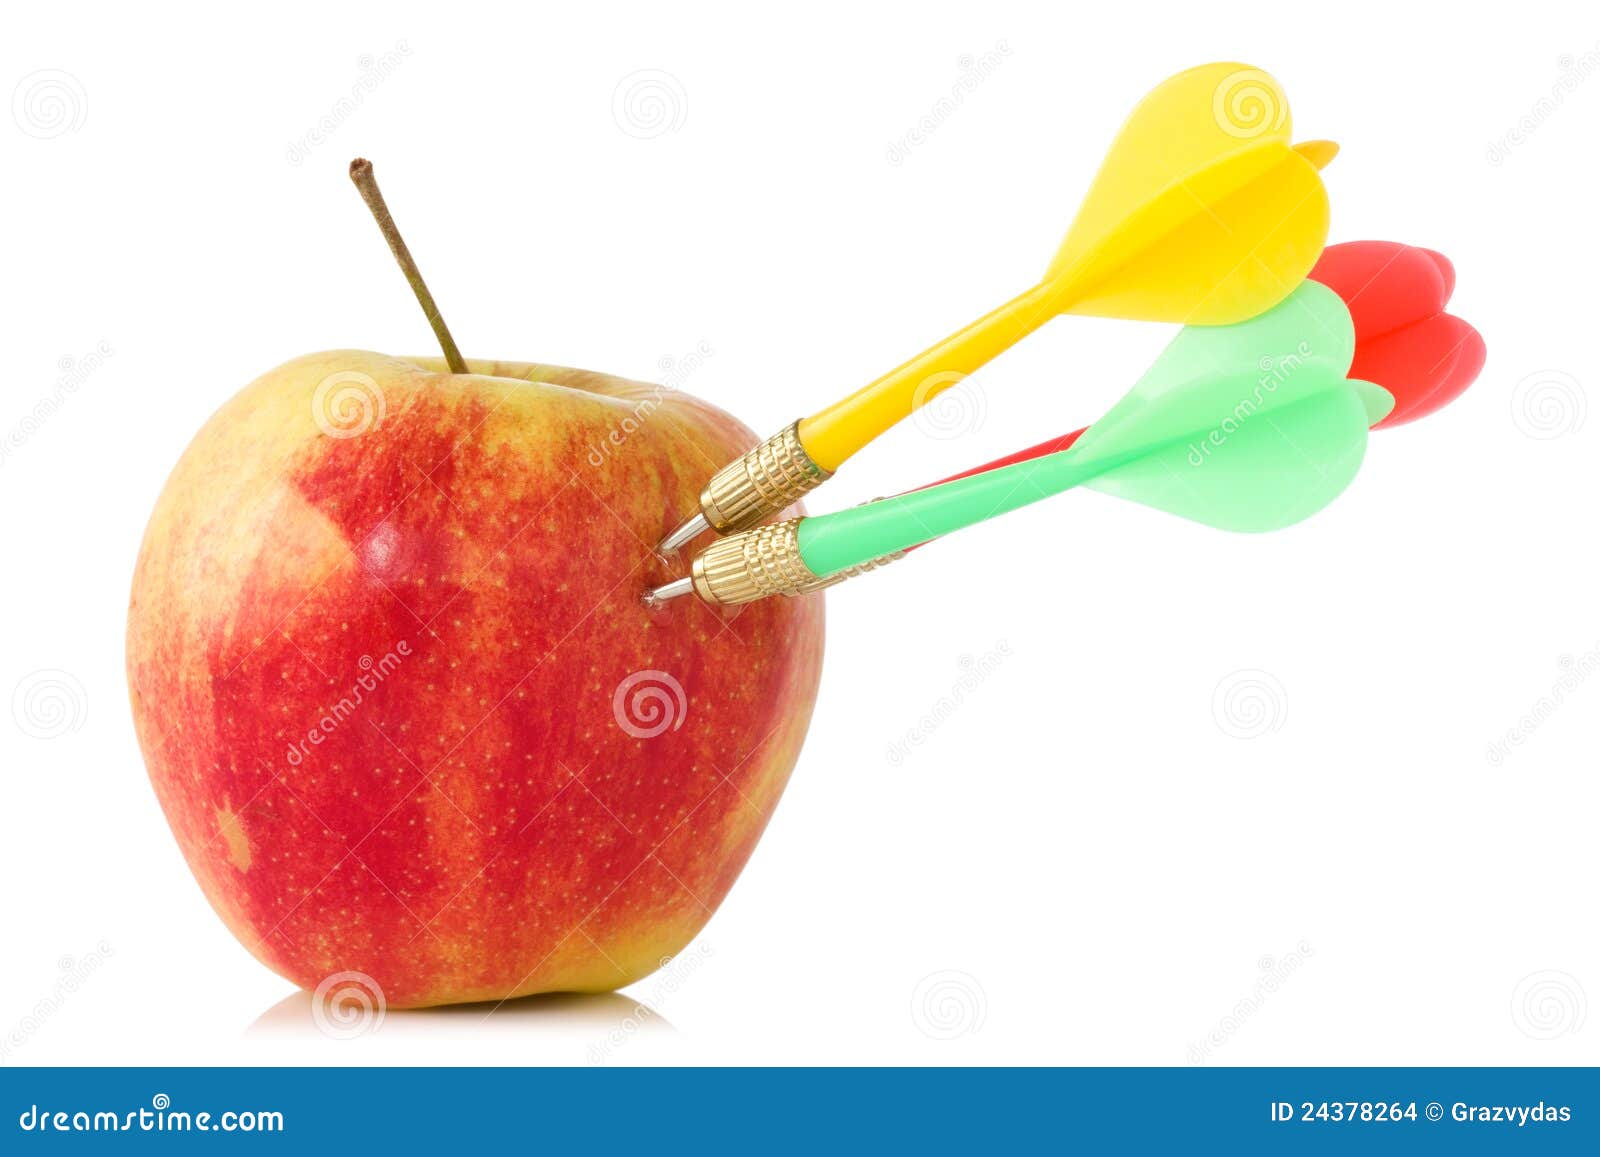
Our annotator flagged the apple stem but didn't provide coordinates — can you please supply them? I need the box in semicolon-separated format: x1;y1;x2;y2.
348;158;468;374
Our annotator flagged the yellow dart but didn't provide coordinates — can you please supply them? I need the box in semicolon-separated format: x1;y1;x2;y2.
658;62;1338;553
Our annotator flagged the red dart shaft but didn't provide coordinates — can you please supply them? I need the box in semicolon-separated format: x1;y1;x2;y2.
900;426;1086;553
913;427;1088;490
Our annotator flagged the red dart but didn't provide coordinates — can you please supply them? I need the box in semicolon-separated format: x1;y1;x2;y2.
900;240;1485;526
1306;241;1485;427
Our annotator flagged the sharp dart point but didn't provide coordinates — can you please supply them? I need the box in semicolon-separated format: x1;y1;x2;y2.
642;576;695;609
657;511;710;556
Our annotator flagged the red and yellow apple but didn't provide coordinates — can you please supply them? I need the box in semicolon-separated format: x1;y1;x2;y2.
126;352;824;1008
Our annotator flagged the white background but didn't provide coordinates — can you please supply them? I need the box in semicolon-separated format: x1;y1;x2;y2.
3;0;1597;1066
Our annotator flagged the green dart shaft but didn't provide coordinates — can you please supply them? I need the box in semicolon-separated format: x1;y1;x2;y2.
796;446;1128;577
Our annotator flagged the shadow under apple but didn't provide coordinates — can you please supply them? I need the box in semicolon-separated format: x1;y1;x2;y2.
248;988;676;1038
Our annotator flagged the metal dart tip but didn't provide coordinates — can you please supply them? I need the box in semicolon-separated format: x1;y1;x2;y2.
642;576;696;609
656;511;710;556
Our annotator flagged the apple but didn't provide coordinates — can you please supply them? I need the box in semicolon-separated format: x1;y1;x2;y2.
126;349;825;1008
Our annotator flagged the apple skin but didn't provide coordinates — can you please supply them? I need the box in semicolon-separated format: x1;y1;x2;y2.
126;351;824;1008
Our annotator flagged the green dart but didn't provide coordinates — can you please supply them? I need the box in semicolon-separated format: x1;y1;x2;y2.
645;282;1393;608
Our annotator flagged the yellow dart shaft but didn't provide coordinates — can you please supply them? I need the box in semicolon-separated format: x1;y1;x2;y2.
798;281;1056;472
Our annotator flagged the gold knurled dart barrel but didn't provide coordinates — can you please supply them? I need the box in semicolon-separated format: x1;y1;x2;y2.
700;421;830;533
683;519;903;607
657;421;830;554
